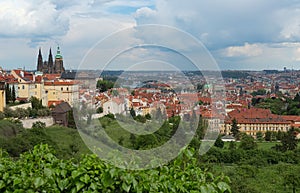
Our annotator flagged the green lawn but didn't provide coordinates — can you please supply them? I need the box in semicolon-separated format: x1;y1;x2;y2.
256;141;280;150
224;141;280;150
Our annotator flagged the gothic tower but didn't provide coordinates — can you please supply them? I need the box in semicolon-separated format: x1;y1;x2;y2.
37;48;43;72
54;46;65;74
48;48;54;74
36;46;65;74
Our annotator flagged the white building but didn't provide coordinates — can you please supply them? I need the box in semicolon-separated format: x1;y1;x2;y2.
103;98;126;115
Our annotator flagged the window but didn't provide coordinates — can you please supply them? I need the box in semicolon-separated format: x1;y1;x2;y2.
45;91;48;94
22;85;25;89
67;87;69;91
61;87;63;91
35;85;37;88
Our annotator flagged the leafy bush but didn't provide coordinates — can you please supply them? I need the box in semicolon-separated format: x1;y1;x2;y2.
0;144;231;193
32;121;46;129
96;107;103;113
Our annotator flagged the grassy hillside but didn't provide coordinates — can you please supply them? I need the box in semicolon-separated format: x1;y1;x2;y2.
0;120;91;159
44;125;91;159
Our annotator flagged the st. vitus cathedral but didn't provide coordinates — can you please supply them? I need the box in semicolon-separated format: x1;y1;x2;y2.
37;46;65;74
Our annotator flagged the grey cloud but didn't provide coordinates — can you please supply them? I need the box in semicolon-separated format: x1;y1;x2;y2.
134;0;300;50
0;0;69;44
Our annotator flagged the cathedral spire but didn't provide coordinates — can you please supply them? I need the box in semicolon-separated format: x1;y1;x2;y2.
48;48;54;74
37;47;43;72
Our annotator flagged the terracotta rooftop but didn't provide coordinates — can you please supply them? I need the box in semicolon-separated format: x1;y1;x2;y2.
226;108;290;124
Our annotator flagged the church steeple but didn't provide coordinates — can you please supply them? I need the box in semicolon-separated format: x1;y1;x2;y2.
37;48;43;72
54;45;65;74
55;45;63;59
48;48;54;74
36;46;65;74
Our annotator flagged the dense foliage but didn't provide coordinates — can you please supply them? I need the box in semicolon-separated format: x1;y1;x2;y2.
0;113;299;192
0;144;231;193
253;94;300;115
5;84;16;104
0;120;89;159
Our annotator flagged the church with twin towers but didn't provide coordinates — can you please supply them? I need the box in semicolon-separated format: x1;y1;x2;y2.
37;46;65;74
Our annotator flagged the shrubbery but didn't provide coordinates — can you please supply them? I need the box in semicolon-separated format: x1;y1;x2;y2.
3;107;51;119
0;144;231;193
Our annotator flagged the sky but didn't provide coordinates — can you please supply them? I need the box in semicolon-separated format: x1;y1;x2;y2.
1;0;300;71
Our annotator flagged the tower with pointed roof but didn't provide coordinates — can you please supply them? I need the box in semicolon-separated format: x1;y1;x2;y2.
54;46;65;74
36;46;65;74
37;48;43;72
48;48;54;74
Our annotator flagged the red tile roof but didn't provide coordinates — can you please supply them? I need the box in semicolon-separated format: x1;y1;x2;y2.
44;81;77;86
226;108;290;124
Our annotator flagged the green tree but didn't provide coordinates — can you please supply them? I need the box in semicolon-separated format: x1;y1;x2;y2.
251;89;266;96
67;110;76;129
276;130;284;141
129;107;136;118
134;115;146;123
239;134;257;150
30;96;43;110
96;107;103;113
283;166;300;193
264;131;272;141
96;80;115;92
293;93;300;102
256;131;263;141
145;113;151;120
281;127;298;151
11;86;16;103
228;141;236;150
230;118;240;139
5;84;11;104
3;107;17;118
32;121;46;129
214;135;224;148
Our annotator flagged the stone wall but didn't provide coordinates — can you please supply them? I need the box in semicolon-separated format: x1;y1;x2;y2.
21;116;54;129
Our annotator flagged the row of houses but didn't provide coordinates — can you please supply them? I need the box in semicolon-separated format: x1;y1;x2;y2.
98;86;300;137
96;86;201;118
0;69;79;110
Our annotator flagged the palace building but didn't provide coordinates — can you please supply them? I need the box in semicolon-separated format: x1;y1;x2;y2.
37;46;65;74
221;108;291;136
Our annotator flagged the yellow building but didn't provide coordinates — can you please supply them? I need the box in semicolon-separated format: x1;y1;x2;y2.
44;80;79;107
11;70;48;105
11;69;79;107
0;82;6;112
221;108;291;137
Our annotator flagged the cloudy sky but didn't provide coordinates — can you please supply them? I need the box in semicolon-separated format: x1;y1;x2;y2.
1;0;300;71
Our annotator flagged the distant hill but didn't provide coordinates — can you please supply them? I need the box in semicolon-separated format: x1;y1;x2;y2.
221;71;250;79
